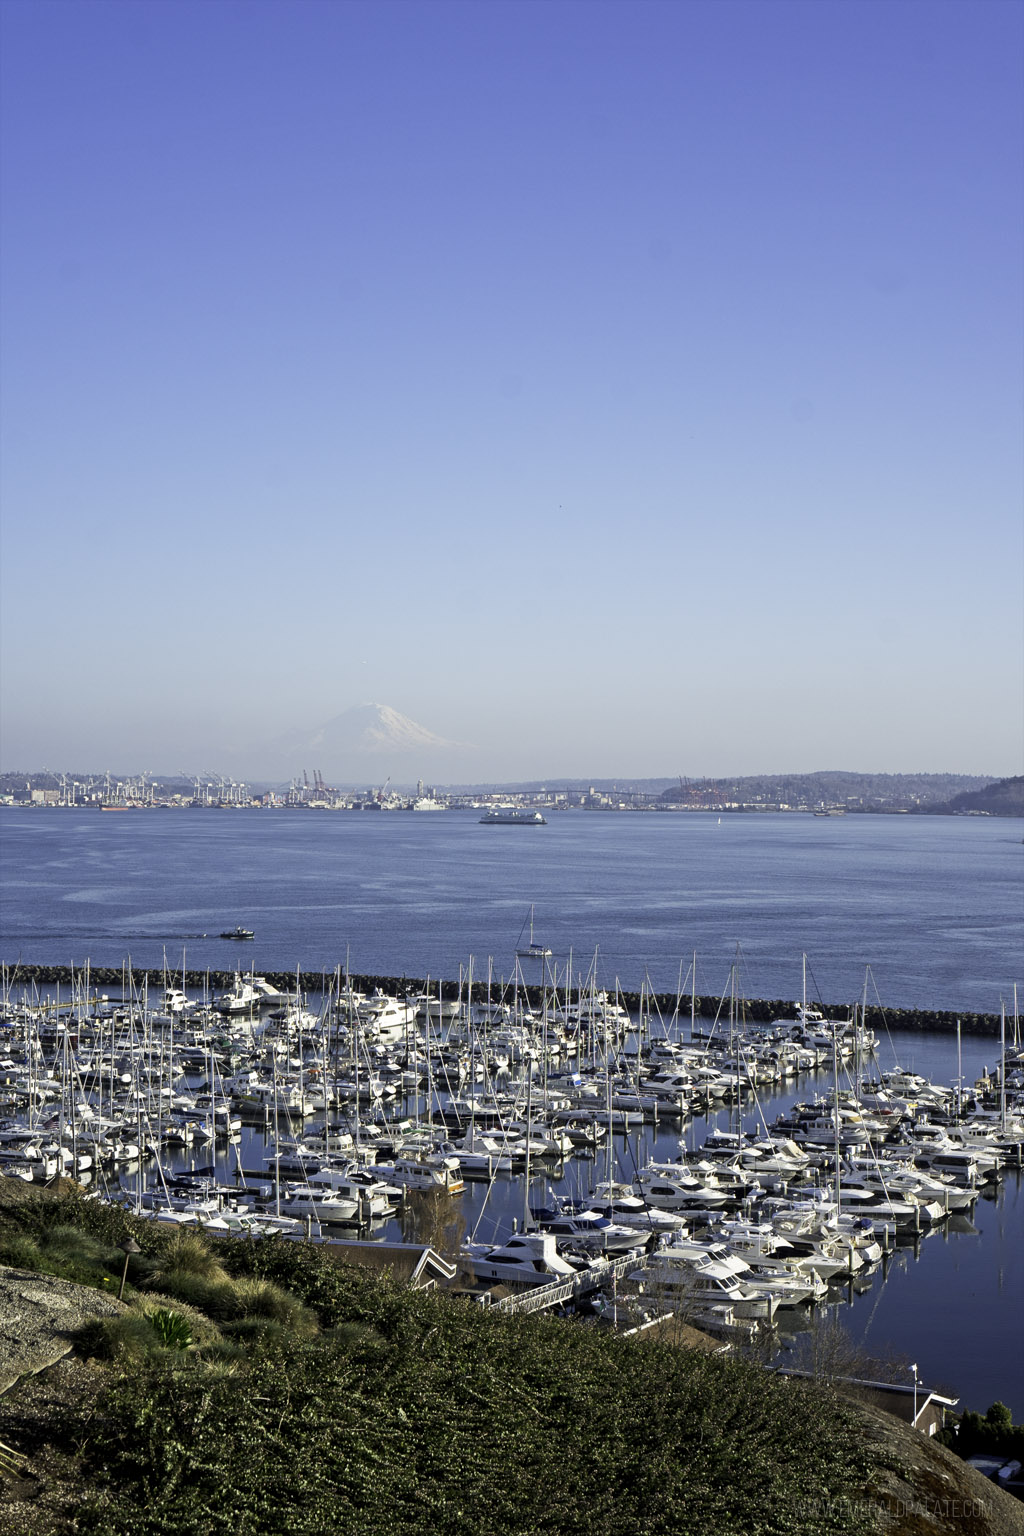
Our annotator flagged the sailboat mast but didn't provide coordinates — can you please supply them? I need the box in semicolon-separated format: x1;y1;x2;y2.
1000;1002;1007;1134
832;1020;842;1217
522;1059;533;1230
801;952;807;1018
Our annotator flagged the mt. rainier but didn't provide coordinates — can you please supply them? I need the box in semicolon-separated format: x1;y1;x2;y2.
253;703;472;784
299;703;459;755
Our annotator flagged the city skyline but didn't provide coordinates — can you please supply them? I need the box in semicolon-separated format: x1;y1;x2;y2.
1;0;1021;780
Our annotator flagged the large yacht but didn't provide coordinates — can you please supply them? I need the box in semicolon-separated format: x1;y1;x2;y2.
460;1231;578;1285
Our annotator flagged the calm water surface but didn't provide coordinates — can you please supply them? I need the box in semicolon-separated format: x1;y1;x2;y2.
1;809;1020;1010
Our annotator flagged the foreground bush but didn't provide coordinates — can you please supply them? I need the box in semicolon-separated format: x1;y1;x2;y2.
3;1186;885;1536
143;1231;232;1287
75;1273;879;1536
224;1276;318;1332
0;1230;46;1271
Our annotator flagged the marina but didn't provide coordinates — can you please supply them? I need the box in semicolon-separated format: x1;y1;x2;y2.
0;968;1020;1417
0;806;1020;1417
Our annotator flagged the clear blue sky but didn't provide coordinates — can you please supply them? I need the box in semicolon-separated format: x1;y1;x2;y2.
2;0;1021;781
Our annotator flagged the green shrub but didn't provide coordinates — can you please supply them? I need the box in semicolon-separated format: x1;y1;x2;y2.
9;1182;888;1536
226;1277;317;1332
149;1310;193;1350
0;1231;45;1270
39;1223;124;1270
4;1189;137;1249
948;1401;1024;1460
78;1306;207;1364
145;1270;237;1318
0;1221;130;1289
146;1231;230;1287
219;1316;293;1348
328;1320;388;1359
197;1338;250;1370
128;1292;223;1349
75;1314;168;1364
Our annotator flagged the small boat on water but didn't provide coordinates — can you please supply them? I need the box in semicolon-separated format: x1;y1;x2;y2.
515;904;552;959
219;926;255;941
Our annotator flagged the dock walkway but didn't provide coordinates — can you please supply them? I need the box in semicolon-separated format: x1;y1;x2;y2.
488;1251;646;1315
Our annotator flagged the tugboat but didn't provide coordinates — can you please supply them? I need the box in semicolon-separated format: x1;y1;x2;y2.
219;926;255;941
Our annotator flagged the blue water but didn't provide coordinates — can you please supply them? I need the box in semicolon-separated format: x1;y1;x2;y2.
1;808;1020;1011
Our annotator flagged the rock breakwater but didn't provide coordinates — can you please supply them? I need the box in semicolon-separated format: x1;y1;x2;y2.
2;964;1005;1036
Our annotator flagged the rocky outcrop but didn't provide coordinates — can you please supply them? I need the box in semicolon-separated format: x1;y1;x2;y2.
0;1266;124;1394
851;1404;1024;1535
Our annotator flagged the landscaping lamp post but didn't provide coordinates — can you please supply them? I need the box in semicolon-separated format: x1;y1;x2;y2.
911;1363;919;1428
117;1238;141;1301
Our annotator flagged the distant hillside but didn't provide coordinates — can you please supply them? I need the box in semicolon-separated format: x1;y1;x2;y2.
658;771;993;811
937;776;1024;817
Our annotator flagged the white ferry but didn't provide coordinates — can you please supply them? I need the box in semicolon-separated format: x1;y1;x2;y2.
479;809;547;825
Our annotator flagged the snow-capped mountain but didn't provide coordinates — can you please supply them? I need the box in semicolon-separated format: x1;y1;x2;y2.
253;703;470;784
296;703;458;756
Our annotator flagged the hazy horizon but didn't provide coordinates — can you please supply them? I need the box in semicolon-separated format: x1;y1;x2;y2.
2;1;1021;781
0;702;1005;794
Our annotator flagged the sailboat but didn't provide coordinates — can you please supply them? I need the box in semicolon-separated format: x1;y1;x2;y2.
515;906;552;960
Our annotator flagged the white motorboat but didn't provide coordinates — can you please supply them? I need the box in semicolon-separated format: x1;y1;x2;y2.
370;1151;465;1195
461;1231;578;1286
215;975;265;1014
585;1193;690;1236
305;1168;397;1218
632;1250;780;1322
531;1206;645;1256
261;1187;362;1223
634;1168;731;1210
